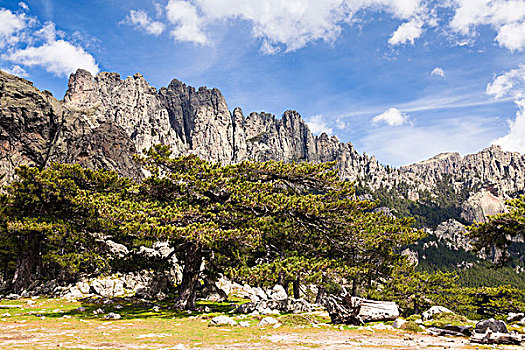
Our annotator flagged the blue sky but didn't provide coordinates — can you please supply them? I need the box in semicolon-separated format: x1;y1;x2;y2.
0;0;524;166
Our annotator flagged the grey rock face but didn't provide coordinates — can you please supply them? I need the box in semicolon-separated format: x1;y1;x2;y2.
401;145;525;205
433;219;471;251
461;189;507;223
0;70;139;186
60;70;387;183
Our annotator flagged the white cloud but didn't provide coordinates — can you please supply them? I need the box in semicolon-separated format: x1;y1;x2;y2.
306;114;333;134
492;99;525;153
166;0;208;44
4;40;99;77
495;21;525;51
0;12;99;78
360;115;500;166
486;64;525;99
487;65;525;154
1;65;29;78
388;18;423;45
129;0;429;52
371;108;410;126
449;0;525;51
336;118;346;129
18;2;29;11
124;9;166;36
0;9;27;47
431;67;445;78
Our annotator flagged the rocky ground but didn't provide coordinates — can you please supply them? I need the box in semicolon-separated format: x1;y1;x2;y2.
1;298;522;350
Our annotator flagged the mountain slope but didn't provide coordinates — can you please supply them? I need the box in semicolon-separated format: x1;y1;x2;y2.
2;68;525;225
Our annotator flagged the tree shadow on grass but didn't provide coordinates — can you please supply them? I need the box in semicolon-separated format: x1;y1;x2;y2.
36;296;244;320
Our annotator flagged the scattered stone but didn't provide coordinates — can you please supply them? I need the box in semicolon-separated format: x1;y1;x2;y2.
209;316;237;326
5;294;21;300
239;321;250;327
104;312;121;320
371;323;393;330
75;307;86;312
422;306;453;321
204;306;211;313
507;312;525;323
93;308;105;315
0;305;22;309
393;318;406;329
259;317;279;327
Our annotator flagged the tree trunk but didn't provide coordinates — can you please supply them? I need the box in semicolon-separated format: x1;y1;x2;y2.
293;277;300;299
277;271;285;286
351;279;358;296
12;233;42;294
414;298;419;315
174;244;202;310
315;285;326;304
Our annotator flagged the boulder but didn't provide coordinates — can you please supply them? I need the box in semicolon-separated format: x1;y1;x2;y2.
422;306;453;321
393;318;406;329
267;285;288;301
209;315;237;326
474;318;508;334
104;312;121;320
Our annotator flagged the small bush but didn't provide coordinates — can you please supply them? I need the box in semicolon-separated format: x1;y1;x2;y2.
402;321;422;332
406;315;421;321
279;314;330;327
427;312;469;328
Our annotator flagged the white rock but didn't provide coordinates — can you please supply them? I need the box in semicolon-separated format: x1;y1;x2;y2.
259;317;279;327
393;318;407;329
104;312;121;320
239;321;250;327
371;323;393;330
422;306;453;321
209;315;237;326
268;285;288;301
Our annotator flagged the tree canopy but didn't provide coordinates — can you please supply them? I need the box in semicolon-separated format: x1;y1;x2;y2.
1;145;423;310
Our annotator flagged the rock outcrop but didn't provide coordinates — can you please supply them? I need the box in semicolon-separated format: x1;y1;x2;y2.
2;68;525;229
0;70;140;186
461;189;507;223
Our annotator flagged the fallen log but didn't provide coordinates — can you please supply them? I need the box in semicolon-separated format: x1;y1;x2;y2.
326;294;399;325
470;330;522;345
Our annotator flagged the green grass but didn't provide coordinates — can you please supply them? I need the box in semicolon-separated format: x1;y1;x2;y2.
424;312;471;328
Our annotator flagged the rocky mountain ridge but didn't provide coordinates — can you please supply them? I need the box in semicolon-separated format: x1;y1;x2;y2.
1;69;524;226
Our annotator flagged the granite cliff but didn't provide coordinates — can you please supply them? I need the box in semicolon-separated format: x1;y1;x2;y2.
1;69;524;227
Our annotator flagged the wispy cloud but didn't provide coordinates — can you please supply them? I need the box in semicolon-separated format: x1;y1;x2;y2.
359;115;501;166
